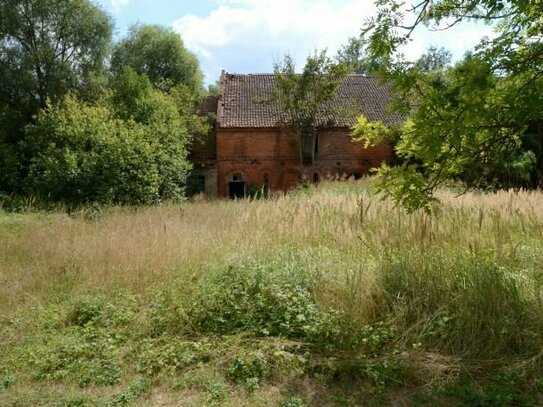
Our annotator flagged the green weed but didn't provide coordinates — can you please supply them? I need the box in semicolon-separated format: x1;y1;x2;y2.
108;379;151;406
0;374;15;390
280;397;307;407
135;337;212;376
227;350;270;388
205;381;229;404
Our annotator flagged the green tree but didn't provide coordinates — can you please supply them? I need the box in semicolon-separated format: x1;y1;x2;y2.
111;24;203;93
25;70;200;205
0;0;113;192
0;0;112;111
335;36;382;74
415;46;452;72
207;80;220;96
353;0;543;211
271;51;348;166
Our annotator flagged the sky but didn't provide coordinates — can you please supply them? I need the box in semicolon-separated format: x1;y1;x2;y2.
97;0;495;85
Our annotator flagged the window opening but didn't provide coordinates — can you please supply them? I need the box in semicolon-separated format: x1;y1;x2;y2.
302;134;313;165
263;174;269;193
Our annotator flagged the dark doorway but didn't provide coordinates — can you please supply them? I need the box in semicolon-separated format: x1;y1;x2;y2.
229;173;246;199
197;175;206;191
229;182;246;199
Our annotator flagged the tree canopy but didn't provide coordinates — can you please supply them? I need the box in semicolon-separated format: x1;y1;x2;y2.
0;0;113;193
111;24;203;93
271;51;348;166
335;36;382;74
415;46;452;72
0;2;206;207
25;68;202;206
0;0;113;113
352;0;543;211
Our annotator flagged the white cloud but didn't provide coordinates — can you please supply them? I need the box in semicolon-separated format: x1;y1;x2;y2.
172;0;495;84
173;0;376;82
109;0;131;13
407;22;495;61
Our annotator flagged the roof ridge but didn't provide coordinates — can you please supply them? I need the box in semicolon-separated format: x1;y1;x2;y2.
225;72;276;76
223;72;379;78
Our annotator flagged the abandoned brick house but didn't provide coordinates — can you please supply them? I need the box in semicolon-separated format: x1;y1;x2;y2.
190;71;402;198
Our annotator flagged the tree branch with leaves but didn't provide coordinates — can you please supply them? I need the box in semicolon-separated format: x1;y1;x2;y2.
352;0;543;212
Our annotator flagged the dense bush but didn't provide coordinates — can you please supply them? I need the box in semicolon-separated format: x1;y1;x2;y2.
186;261;398;355
187;263;323;338
24;73;194;205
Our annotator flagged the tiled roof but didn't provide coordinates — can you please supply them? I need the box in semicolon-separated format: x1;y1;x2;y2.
219;73;403;128
198;95;218;117
191;95;219;165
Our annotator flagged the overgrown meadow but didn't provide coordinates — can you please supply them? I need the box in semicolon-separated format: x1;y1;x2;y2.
1;180;543;406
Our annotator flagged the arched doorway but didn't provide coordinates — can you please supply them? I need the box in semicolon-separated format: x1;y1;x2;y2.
228;172;246;199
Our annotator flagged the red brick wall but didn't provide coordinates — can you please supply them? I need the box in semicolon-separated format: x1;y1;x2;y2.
216;127;394;197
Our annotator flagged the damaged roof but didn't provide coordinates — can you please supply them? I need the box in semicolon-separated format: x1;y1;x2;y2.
219;73;403;128
198;95;219;117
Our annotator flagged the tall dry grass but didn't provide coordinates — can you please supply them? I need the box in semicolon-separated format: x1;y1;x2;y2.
2;182;542;315
2;180;543;405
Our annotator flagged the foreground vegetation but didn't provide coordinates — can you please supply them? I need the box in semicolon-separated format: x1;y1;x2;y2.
1;180;543;406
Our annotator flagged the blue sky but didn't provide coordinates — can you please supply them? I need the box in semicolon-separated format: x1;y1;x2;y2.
97;0;494;85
